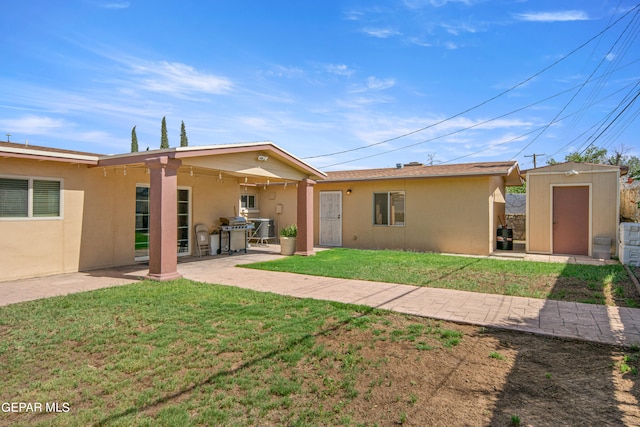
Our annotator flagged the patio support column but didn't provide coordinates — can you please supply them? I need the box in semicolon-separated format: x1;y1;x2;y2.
145;156;183;281
296;178;316;256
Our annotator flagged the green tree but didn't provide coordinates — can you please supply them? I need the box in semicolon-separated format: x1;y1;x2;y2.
506;183;526;194
130;125;139;153
626;156;640;177
160;116;169;149
548;145;608;165
547;144;640;177
180;121;189;147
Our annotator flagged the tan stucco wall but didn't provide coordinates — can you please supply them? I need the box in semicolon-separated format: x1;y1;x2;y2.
526;165;619;255
0;157;279;281
0;158;130;281
255;185;298;238
314;176;500;256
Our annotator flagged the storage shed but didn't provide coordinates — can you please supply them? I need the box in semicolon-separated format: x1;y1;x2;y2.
525;162;621;259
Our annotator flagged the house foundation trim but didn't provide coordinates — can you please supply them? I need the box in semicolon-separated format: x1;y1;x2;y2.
145;156;183;281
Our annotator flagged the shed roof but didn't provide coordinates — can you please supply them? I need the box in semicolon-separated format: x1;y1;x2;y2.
323;161;522;185
523;161;623;176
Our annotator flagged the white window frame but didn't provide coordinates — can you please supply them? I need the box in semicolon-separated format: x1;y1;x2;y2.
0;174;64;220
373;191;405;227
240;193;259;214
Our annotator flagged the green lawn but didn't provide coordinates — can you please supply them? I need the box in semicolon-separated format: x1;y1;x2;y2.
242;248;638;306
0;280;467;426
2;253;639;425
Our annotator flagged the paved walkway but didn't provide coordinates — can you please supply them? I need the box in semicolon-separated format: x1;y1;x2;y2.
1;247;639;347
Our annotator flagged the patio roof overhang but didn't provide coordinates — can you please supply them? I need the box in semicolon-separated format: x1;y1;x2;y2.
96;141;326;182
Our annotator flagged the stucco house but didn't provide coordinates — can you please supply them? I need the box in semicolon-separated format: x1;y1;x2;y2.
0;141;325;282
1;138;527;282
308;161;523;256
525;161;621;259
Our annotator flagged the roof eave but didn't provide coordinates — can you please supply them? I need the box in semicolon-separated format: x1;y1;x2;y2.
322;169;518;183
0;146;99;164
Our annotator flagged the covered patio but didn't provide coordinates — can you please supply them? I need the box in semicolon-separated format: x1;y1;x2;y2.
97;142;326;281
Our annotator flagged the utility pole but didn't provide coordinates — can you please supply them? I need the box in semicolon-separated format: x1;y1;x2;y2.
525;153;545;169
5;133;11;142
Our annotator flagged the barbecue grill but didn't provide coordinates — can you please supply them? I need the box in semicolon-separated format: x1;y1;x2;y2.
218;216;254;254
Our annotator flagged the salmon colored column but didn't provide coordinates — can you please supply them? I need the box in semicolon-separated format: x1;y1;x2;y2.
145;156;183;281
296;178;316;256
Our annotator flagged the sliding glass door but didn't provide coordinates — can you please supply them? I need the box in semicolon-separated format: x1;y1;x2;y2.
135;185;191;261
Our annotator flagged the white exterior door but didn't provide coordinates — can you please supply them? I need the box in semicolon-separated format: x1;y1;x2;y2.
320;191;342;246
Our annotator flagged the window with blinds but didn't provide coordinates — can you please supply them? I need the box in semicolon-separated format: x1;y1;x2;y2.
33;180;61;217
0;176;62;219
0;178;28;217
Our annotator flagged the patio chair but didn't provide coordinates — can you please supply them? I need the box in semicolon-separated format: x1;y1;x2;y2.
194;224;210;257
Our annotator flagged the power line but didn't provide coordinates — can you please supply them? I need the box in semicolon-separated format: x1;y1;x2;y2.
431;79;639;167
303;2;640;162
580;85;640;154
511;5;640;160
546;79;640;160
322;64;640;169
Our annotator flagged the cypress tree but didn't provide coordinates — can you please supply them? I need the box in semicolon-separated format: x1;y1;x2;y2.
131;125;139;152
160;116;169;149
180;121;189;147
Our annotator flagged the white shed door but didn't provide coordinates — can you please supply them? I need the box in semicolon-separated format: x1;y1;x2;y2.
320;191;342;246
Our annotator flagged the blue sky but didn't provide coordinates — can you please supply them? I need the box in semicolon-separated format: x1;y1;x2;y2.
1;1;639;171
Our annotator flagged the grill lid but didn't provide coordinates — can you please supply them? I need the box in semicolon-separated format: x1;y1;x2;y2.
220;216;247;226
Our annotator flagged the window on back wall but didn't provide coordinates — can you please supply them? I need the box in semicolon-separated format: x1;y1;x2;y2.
373;191;405;226
240;194;257;213
0;176;62;219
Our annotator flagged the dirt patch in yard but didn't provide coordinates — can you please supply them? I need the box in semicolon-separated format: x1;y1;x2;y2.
286;314;640;427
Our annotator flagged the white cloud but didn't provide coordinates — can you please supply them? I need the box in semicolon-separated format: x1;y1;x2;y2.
0;115;66;135
514;10;590;22
441;22;479;36
366;76;395;91
100;1;130;9
131;61;233;96
344;10;364;21
265;65;304;79
409;37;433;47
443;41;459;50
327;64;355;77
403;0;473;8
362;27;402;38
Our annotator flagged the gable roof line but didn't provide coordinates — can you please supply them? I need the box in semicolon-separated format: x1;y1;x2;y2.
0;141;325;180
97;141;326;179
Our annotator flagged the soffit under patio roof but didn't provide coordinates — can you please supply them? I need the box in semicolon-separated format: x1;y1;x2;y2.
97;141;326;181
